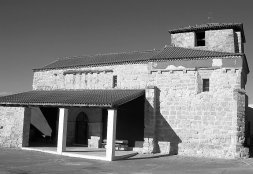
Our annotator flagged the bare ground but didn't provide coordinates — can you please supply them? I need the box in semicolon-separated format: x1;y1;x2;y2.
1;148;253;174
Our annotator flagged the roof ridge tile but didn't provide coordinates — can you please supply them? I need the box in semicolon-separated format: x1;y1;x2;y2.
168;23;243;34
167;46;243;55
59;49;159;60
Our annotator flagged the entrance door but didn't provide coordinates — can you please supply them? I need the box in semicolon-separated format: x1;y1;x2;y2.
75;112;88;145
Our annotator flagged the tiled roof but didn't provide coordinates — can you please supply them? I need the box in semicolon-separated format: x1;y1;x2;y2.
150;46;243;60
168;23;246;43
0;90;145;108
169;23;243;33
33;47;243;71
33;50;159;71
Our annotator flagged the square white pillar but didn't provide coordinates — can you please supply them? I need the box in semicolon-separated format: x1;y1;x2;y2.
106;109;117;161
57;108;68;154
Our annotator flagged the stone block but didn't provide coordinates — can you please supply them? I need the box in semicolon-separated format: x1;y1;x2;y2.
134;141;144;148
88;136;101;148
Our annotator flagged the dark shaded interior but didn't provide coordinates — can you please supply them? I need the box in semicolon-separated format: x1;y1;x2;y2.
245;95;253;157
101;95;145;147
102;109;108;140
116;95;145;147
196;31;205;46
29;107;58;147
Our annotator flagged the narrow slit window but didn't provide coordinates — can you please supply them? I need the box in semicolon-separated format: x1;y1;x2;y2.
196;31;205;46
112;75;117;88
203;79;209;92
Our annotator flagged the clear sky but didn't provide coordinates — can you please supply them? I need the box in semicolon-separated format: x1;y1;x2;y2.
0;0;252;102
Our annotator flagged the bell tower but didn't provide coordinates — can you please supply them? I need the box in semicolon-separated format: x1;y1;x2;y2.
169;23;245;53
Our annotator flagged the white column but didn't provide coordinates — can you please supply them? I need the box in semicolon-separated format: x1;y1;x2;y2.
57;108;68;154
106;109;117;161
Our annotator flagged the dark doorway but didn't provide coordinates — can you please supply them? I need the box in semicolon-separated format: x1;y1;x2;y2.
75;112;88;145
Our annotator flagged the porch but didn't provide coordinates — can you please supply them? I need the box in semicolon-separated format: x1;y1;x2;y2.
0;89;145;161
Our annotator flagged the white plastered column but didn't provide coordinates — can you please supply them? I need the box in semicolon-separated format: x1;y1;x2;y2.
57;108;68;154
106;109;117;161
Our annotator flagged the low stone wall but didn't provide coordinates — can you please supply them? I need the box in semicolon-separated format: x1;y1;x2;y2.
0;107;30;148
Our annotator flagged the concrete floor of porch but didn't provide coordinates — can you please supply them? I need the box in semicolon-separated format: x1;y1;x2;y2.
22;146;138;161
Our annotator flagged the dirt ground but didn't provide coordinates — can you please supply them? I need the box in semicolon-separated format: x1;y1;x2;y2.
1;148;253;174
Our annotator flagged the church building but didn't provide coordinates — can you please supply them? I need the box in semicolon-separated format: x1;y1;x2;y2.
0;23;250;161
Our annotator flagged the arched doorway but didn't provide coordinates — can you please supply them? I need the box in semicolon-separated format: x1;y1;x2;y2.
75;112;88;145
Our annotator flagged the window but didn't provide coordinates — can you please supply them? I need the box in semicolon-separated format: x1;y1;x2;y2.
203;79;209;92
196;31;205;46
112;75;117;88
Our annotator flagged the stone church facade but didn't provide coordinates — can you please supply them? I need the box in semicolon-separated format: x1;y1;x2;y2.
0;23;250;159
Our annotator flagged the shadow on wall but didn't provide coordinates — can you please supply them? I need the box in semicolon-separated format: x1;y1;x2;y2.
154;88;182;155
245;95;253;157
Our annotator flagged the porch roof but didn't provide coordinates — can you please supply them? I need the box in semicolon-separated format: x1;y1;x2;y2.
0;89;144;108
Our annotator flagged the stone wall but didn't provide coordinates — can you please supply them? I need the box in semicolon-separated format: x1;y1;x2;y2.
33;63;148;90
235;90;249;157
205;29;235;53
0;107;30;148
171;29;237;53
171;32;195;48
148;65;247;158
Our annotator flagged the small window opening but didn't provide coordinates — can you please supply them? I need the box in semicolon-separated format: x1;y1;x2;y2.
113;75;117;88
196;31;205;46
203;79;209;92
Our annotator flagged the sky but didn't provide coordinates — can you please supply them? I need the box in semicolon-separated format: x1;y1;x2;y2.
0;0;252;102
